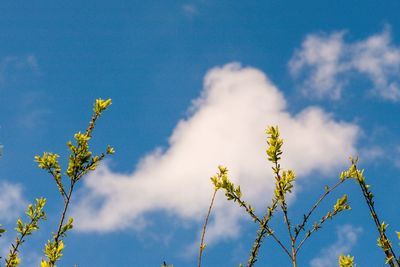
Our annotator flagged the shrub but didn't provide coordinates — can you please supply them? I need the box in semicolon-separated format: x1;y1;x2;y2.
199;126;400;267
1;100;400;267
1;98;113;267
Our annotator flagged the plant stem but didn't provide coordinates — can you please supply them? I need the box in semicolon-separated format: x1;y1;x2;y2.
273;161;294;243
291;239;297;267
49;180;75;266
198;188;217;267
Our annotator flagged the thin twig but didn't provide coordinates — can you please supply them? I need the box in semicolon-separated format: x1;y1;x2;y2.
198;189;217;267
295;206;347;255
235;197;261;223
6;214;39;266
48;168;68;202
294;178;346;239
247;198;292;267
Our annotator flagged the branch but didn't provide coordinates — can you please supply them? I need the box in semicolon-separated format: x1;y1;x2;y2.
294;178;347;239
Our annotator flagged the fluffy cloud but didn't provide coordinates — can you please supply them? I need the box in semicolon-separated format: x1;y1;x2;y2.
289;28;400;101
0;181;26;222
289;32;346;99
72;63;359;244
310;225;362;267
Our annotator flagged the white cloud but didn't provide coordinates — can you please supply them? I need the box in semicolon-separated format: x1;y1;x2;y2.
17;107;51;130
359;146;385;162
0;236;41;265
16;91;52;130
0;235;12;259
310;225;362;267
0;55;39;85
21;251;42;267
289;31;346;99
289;28;400;101
72;63;359;244
0;181;27;259
0;181;26;222
182;4;198;17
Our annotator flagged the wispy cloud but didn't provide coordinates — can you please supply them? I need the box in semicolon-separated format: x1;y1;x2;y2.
0;180;39;263
289;31;346;99
0;55;39;85
182;4;198;17
359;146;386;162
0;181;26;222
0;234;12;259
17;108;51;130
72;63;359;245
310;224;362;267
0;236;42;265
289;27;400;101
0;181;27;259
16;91;51;130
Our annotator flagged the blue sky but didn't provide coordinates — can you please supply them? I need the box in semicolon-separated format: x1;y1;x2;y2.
1;1;400;266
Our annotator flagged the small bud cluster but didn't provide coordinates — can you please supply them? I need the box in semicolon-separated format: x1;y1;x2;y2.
339;254;354;267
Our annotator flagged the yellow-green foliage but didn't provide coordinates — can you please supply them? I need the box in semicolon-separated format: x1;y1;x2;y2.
339;254;354;267
197;128;400;267
6;198;46;267
0;98;113;267
36;98;114;267
340;158;400;267
200;126;355;267
161;262;174;267
3;100;400;267
0;226;5;237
